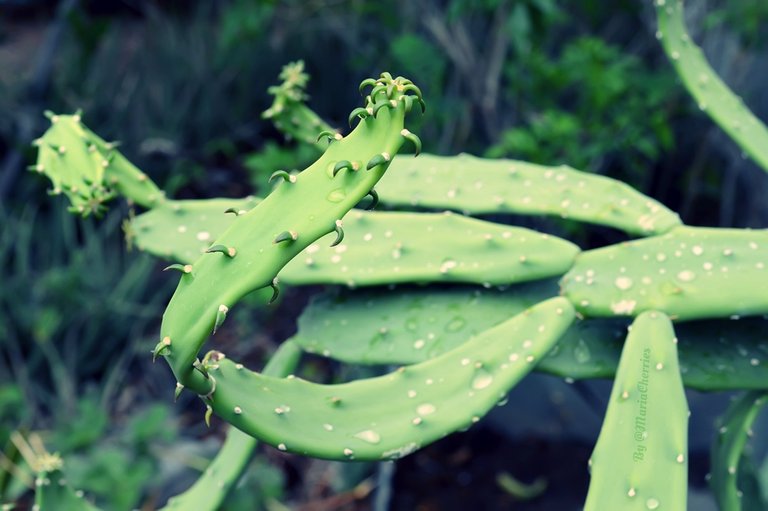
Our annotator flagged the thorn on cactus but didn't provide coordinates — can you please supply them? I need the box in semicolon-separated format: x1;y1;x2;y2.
316;131;342;144
163;263;193;274
366;152;391;170
174;382;184;401
365;188;379;210
373;101;390;117
331;219;344;247
332;160;355;177
269;170;297;184
213;304;229;334
224;207;241;216
273;230;298;244
358;78;377;94
152;336;172;362
205;404;213;427
206;244;237;258
268;278;280;304
401;129;422;156
348;107;369;127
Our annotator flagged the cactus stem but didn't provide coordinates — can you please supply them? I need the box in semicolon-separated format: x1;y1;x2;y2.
273;230;298;244
331;219;344;247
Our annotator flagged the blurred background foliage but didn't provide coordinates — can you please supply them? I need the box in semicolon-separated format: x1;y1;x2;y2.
1;0;767;509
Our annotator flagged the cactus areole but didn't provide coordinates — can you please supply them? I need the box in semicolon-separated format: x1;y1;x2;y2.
157;73;423;396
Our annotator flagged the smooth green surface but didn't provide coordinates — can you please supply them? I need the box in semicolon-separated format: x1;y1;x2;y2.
710;391;768;511
282;210;579;287
656;0;768;173
377;153;681;235
291;284;768;390
206;298;574;460
161;341;301;511
562;225;768;320
159;75;421;395
584;311;688;511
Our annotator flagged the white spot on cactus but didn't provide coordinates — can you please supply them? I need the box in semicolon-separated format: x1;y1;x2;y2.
323;423;334;431
677;270;695;282
354;430;381;444
196;231;211;241
234;406;242;415
692;245;703;255
676;454;685;463
178;225;187;233
471;371;493;390
615;277;633;290
343;448;354;457
417;403;436;416
646;498;660;509
277;443;287;451
611;300;637;315
413;339;425;350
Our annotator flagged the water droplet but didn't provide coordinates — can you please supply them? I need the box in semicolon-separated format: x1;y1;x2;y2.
472;370;494;390
446;316;466;332
646;497;660;509
574;339;591;364
417;403;436;416
326;189;346;203
354;430;381;444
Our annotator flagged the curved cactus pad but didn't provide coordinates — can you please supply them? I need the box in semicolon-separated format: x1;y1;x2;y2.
159;73;422;395
161;341;301;511
561;226;768;320
291;285;768;390
282;210;579;287
710;391;768;511
204;298;574;460
656;1;768;173
33;112;164;216
584;311;688;511
374;153;681;236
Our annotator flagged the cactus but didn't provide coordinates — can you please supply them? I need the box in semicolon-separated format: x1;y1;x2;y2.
198;297;574;460
32;455;99;511
28;31;768;506
562;226;768;320
584;311;688;510
289;285;768;390
655;0;768;172
710;391;768;511
33;112;164;216
157;72;423;397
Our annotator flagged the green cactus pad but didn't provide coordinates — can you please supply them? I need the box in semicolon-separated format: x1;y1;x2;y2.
293;281;557;364
128;197;260;262
160;73;422;395
375;153;681;235
584;311;688;511
34;464;100;511
710;391;768;511
282;210;580;287
561;226;768;320
291;285;768;390
656;1;768;173
161;341;301;511
204;297;574;460
33;113;164;216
